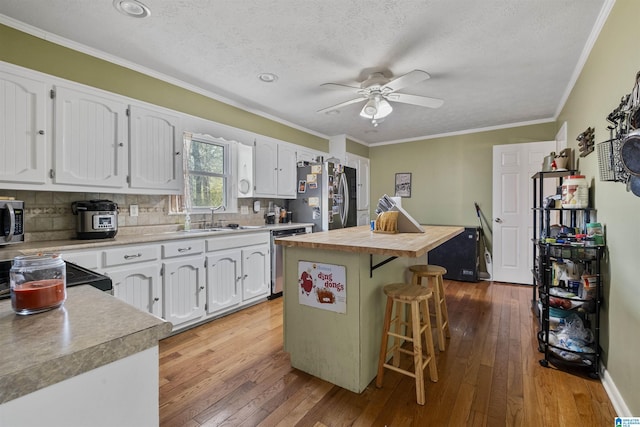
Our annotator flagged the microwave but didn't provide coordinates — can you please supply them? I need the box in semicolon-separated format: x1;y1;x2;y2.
0;200;25;245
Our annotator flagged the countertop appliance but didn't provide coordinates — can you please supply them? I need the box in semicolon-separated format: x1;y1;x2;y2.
71;200;118;240
269;226;310;299
289;161;357;231
0;200;25;245
0;260;113;300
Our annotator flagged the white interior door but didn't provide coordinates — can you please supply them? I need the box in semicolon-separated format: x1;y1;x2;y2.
492;141;556;284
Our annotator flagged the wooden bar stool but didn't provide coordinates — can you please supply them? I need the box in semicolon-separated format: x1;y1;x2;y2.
409;264;450;351
376;283;438;405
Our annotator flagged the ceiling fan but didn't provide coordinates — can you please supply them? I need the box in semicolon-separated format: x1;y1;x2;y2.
317;69;443;125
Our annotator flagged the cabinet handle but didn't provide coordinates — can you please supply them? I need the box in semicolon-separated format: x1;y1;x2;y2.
243;274;248;279
124;253;142;259
236;276;242;281
153;297;159;302
175;151;180;155
38;130;45;135
495;218;503;223
199;286;205;290
119;142;124;147
178;247;192;252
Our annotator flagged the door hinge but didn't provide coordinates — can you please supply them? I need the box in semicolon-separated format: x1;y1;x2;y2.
126;175;130;184
126;107;130;117
160;266;164;276
50;89;55;99
49;169;55;179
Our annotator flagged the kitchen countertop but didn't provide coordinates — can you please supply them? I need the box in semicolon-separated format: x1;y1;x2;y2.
0;222;314;259
274;225;464;257
0;285;172;405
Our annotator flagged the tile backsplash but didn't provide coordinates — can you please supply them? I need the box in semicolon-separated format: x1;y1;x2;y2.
2;190;288;242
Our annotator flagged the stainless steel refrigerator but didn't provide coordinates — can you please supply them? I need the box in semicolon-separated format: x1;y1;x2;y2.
290;161;357;231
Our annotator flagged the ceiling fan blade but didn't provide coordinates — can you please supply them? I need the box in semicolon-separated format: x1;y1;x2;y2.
320;82;361;91
382;70;431;92
317;97;367;114
386;93;444;109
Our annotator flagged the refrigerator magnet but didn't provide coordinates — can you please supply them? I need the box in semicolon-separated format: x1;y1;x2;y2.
307;174;317;184
311;164;322;174
308;197;320;207
298;180;306;193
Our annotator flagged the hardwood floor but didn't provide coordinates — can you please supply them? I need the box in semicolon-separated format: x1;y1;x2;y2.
159;280;616;426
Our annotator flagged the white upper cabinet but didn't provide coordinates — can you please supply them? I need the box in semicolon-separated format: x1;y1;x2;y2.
276;143;297;197
346;153;370;211
128;104;183;193
0;69;47;184
52;84;128;188
254;137;297;199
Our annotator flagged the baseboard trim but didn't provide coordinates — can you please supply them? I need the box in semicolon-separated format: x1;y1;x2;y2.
600;363;632;417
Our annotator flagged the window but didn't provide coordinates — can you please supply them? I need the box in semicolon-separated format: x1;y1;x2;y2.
173;133;232;213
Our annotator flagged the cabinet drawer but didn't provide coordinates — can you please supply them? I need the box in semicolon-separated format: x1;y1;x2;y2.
206;232;270;252
103;245;160;267
162;239;205;258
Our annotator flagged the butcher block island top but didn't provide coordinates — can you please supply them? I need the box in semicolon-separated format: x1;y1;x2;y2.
275;225;464;257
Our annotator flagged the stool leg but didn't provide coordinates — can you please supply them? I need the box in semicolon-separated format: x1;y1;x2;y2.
437;275;450;339
410;300;426;405
421;298;438;383
392;300;403;366
376;296;394;388
432;275;446;351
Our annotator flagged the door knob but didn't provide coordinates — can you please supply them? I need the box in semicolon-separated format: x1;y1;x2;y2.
495;218;503;223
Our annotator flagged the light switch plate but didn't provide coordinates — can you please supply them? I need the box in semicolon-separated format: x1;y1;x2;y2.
130;204;139;217
253;200;260;213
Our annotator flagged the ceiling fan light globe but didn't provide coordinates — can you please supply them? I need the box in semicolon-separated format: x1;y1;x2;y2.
376;99;393;118
360;99;378;118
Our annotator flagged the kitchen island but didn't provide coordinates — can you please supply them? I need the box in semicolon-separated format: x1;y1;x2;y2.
275;225;463;393
0;285;172;426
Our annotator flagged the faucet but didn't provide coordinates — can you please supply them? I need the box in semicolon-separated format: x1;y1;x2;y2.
210;205;225;228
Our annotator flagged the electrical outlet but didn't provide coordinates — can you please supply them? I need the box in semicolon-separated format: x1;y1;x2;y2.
240;205;249;215
130;204;139;217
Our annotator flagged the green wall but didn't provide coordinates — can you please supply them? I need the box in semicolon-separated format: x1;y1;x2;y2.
369;122;557;228
556;0;640;415
0;23;328;152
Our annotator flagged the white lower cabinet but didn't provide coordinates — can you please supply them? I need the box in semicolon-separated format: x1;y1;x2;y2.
241;245;270;302
161;240;206;328
205;249;242;315
109;264;162;317
62;232;271;333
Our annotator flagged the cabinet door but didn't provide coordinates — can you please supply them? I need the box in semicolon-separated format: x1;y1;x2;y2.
128;104;183;193
346;155;370;211
253;138;278;197
206;249;242;314
241;244;270;301
108;264;162;317
163;257;206;326
277;143;298;198
53;85;127;188
0;69;47;184
357;157;370;211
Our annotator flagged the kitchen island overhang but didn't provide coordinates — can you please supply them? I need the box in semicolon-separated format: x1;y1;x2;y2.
275;225;463;393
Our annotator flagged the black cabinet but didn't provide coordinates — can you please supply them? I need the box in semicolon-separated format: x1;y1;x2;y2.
428;226;479;282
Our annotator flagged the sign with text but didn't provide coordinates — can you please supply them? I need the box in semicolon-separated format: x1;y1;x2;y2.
298;261;346;313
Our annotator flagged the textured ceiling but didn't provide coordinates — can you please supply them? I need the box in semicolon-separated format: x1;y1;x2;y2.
0;0;609;145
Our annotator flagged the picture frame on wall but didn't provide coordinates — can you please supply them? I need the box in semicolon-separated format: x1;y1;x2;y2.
395;172;412;198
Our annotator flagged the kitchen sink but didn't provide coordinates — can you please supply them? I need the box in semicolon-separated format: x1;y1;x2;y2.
181;228;224;233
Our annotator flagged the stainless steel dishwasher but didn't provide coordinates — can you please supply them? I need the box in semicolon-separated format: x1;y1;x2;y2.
269;227;309;299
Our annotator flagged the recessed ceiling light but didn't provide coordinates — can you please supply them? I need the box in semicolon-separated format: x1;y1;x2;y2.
113;0;151;18
258;73;278;83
